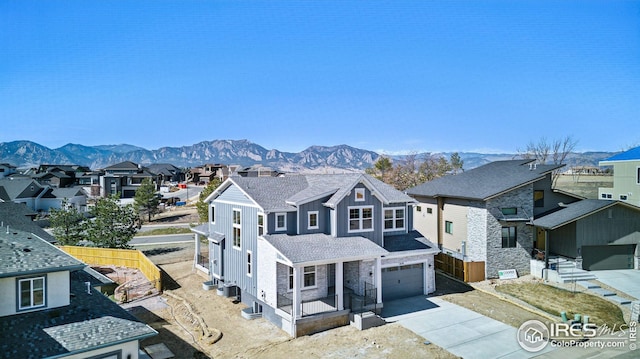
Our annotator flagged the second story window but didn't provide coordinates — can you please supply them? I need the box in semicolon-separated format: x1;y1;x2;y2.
210;205;216;224
233;209;241;249
384;208;405;231
501;207;517;215
348;206;373;233
534;190;544;208
257;213;264;236
355;188;366;202
275;213;287;231
637;167;640;184
308;211;319;230
18;276;45;311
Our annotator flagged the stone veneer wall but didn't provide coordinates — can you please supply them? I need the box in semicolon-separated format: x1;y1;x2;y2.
276;263;329;302
343;260;374;296
465;201;488;263
485;185;535;278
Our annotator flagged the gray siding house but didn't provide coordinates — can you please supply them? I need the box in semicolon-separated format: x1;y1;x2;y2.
192;173;438;337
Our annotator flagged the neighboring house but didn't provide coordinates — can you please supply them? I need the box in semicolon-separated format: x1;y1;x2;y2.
34;165;92;188
599;146;640;208
0;202;54;242
100;161;156;198
146;163;185;184
406;160;581;281
188;163;232;184
192;173;438;337
0;163;17;179
234;165;284;178
0;224;157;358
533;199;640;271
0;179;87;213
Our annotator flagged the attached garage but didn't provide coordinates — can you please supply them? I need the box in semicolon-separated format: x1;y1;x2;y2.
382;263;424;301
582;244;635;270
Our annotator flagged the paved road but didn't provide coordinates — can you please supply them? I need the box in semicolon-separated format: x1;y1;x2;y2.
130;233;193;246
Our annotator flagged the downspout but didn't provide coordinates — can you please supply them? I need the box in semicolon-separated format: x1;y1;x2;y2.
543;229;549;281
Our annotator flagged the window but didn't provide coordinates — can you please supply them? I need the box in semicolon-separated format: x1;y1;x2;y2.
637;167;640;184
210;205;216;224
288;266;317;290
233;209;241;249
348;206;373;232
502;226;517;248
445;221;453;234
427;207;433;214
257;213;264;236
308;211;319;230
607;194;612;199
501;207;517;215
534;190;544;208
18;276;45;310
355;188;365;202
416;206;421;212
246;250;252;277
384;208;405;231
620;195;628;200
275;213;287;231
601;193;608;199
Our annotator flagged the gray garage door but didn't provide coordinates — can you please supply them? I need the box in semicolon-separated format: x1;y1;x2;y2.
582;244;635;270
382;263;424;301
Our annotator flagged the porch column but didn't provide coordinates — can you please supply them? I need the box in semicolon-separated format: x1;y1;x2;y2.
336;261;344;310
193;233;199;264
375;257;382;304
292;266;301;319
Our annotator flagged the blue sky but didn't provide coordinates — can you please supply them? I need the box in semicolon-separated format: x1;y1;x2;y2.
1;0;639;154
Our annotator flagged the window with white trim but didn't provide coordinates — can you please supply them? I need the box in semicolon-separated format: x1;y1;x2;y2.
384;207;405;231
275;213;287;231
348;206;373;232
288;266;317;290
308;211;319;230
445;221;453;234
257;213;265;236
18;276;45;310
232;209;241;249
210;205;216;224
355;188;366;202
246;250;252;277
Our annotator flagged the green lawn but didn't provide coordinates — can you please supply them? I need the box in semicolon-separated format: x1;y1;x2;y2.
496;282;626;328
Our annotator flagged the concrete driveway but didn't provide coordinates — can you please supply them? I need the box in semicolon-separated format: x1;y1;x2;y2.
381;296;556;358
590;269;640;300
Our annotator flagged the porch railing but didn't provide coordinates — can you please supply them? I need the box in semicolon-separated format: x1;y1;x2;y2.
277;293;293;315
301;294;338;317
196;254;209;269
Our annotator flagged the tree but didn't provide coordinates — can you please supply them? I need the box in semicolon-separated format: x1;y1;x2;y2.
196;178;222;223
86;195;137;249
366;152;456;191
134;178;160;223
449;152;464;174
518;136;578;187
49;200;85;245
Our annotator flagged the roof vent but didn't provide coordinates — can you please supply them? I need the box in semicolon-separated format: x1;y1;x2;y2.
22;248;31;253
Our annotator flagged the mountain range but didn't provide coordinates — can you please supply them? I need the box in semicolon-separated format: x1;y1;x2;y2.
0;139;617;172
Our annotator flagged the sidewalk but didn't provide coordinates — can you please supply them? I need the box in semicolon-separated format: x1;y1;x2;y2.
381;296;556;358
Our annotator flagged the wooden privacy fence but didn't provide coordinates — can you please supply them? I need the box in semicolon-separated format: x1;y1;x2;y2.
435;253;486;282
60;246;162;291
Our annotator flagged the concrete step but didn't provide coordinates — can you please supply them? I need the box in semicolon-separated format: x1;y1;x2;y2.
576;281;600;289
558;273;598;283
608;296;632;305
590;287;616;297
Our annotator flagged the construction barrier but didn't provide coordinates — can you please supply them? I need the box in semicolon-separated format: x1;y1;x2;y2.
60;246;162;291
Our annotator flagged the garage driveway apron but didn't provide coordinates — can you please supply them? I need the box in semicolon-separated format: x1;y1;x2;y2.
381;296;557;359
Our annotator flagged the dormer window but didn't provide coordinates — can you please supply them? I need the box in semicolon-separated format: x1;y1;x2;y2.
308;211;319;230
355;188;365;202
275;213;287;231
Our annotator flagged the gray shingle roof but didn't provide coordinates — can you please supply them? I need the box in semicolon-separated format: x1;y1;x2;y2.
0;277;156;358
0;227;84;277
0;178;45;200
532;199;618;229
225;173;415;212
406;160;563;201
0;202;54;242
384;231;439;253
264;233;388;264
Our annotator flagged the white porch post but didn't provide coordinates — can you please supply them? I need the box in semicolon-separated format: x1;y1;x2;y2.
193;233;199;264
376;257;383;304
336;261;344;310
292;266;301;319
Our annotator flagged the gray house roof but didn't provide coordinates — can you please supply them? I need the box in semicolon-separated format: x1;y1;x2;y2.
213;173;416;212
532;199;620;230
0;178;48;200
406;160;564;201
0;202;54;242
0;227;84;277
264;233;388;265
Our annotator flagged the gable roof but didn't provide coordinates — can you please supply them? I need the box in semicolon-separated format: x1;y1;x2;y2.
210;173;416;212
599;146;640;164
406;160;564;201
103;161;142;171
532;199;630;230
0;179;46;200
0;202;54;242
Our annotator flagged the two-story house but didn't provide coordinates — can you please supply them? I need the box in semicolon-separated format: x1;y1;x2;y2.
192;173;438;337
0;178;87;213
406;160;581;281
100;161;156;198
0;225;156;358
599;146;640;208
0;163;17;179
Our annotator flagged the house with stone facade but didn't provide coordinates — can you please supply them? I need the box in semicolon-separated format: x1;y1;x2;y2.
0;222;156;358
192;173;438;337
406;159;582;281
